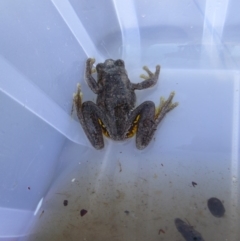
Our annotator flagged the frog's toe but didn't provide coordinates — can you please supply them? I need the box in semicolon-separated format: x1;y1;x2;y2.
73;84;83;110
143;65;154;77
87;58;95;65
140;74;149;80
142;65;150;72
164;92;178;111
73;84;82;97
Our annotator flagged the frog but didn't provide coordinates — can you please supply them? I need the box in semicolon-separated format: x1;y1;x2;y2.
73;58;178;150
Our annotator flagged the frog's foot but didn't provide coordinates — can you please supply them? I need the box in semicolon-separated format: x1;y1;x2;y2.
86;58;96;76
72;83;83;115
133;64;160;89
140;65;160;80
87;58;95;66
155;92;178;125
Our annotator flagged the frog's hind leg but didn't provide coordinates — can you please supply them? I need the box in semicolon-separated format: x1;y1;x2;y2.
130;92;178;150
125;101;156;149
133;101;157;150
73;84;104;149
81;101;105;149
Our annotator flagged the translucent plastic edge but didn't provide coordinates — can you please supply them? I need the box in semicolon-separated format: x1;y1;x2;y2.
0;56;88;147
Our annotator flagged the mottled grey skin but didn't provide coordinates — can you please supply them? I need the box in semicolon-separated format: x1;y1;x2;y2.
175;218;205;241
73;58;178;150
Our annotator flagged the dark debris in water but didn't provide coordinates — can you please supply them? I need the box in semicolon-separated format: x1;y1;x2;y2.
124;210;130;215
207;197;225;217
174;218;205;241
80;209;88;217
192;181;197;187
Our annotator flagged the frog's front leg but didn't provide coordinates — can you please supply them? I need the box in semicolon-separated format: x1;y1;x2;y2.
85;58;102;94
127;92;178;150
73;84;106;149
131;65;160;90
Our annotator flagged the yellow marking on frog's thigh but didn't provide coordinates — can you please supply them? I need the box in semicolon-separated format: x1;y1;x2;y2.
98;119;110;137
126;115;140;138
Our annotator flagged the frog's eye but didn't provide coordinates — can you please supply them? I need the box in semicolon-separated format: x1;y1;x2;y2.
96;63;104;72
115;59;124;67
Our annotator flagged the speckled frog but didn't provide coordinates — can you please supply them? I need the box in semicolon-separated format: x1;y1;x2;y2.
73;58;178;150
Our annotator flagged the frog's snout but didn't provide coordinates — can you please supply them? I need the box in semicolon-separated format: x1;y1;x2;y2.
104;59;115;67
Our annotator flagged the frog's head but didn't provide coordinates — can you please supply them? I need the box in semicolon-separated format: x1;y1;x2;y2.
96;59;126;75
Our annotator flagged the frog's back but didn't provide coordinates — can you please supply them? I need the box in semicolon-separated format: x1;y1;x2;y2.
96;72;136;114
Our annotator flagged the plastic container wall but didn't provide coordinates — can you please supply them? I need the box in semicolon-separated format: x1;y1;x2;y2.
0;0;240;240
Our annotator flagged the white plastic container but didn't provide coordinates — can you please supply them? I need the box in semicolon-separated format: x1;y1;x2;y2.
0;0;239;240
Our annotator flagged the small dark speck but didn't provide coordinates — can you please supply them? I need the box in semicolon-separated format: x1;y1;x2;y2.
124;210;130;215
80;209;88;217
192;181;197;187
63;200;68;206
161;163;164;166
39;210;44;218
158;229;165;234
28;187;30;190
